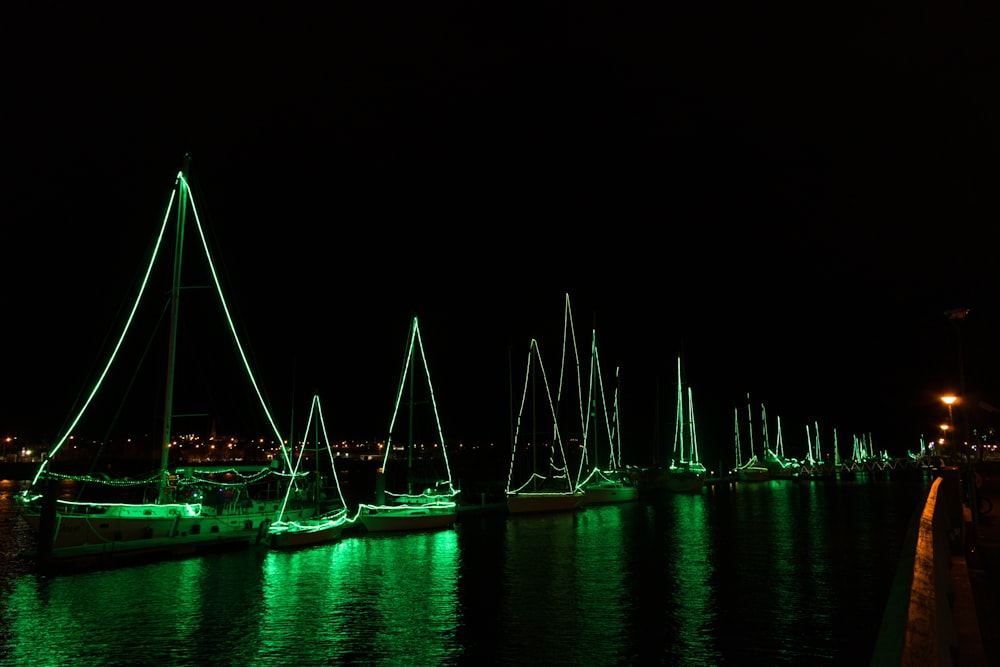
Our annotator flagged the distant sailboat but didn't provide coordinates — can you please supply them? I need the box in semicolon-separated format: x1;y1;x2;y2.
577;331;638;505
635;356;706;494
506;335;584;514
733;393;769;482
356;316;458;533
660;356;706;493
268;395;351;549
762;407;795;479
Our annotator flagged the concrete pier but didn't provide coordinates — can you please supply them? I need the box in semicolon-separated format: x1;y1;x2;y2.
872;464;998;666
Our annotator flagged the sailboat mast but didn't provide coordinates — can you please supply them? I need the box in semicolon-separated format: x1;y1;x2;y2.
159;155;189;500
407;321;416;495
590;330;599;471
531;345;538;492
734;407;742;467
776;415;784;457
315;400;321;507
762;404;769;454
612;366;621;471
674;356;683;466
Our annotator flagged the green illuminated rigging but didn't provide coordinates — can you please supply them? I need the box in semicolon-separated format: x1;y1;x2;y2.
27;160;294;491
671;356;703;470
26;187;176;488
377;316;456;491
506;337;575;494
575;328;617;488
275;394;349;521
557;292;584;453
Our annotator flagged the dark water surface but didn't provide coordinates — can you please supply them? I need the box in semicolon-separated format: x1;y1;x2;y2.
0;473;930;666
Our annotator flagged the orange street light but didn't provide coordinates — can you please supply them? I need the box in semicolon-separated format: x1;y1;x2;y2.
941;395;957;442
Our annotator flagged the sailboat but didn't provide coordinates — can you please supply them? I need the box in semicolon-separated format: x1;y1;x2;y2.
576;331;638;505
267;395;351;549
762;408;795;479
16;157;309;568
733;394;769;482
801;421;835;479
505;337;585;514
356;316;459;532
658;355;706;493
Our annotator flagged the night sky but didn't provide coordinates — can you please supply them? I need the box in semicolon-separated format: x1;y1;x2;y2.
3;5;998;470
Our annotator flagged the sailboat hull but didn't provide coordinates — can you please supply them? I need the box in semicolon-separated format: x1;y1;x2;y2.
19;500;315;567
736;467;771;482
267;516;347;549
506;491;584;514
636;466;705;494
357;505;457;532
661;470;706;493
582;483;639;505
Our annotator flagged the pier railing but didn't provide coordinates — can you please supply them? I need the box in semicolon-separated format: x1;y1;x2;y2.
870;467;973;666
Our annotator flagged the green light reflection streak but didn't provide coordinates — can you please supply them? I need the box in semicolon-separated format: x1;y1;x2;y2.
257;531;461;664
664;493;719;663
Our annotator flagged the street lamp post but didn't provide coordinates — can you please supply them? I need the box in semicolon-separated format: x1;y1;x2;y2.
941;396;957;449
942;392;978;547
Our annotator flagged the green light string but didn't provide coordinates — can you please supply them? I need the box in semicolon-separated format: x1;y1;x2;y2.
25;187;178;492
181;174;292;471
762;403;770;457
806;423;815;465
611;365;622;470
275;394;351;523
25;167;295;494
574;329;597;490
590;332;618;475
506;338;575;495
412;318;456;493
378;317;457;497
557;293;584;474
776;415;785;458
270;507;348;533
506;343;535;494
312;395;350;509
687;387;704;471
379;319;419;471
555;294;590;492
814;421;822;464
734;407;742;470
673;356;684;466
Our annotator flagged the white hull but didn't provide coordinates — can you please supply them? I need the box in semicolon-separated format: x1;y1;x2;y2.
660;471;706;494
506;492;584;514
582;484;639;505
357;505;457;533
19;499;315;567
737;467;771;482
268;520;345;549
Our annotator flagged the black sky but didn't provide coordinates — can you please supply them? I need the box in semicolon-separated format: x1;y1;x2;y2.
3;5;999;470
